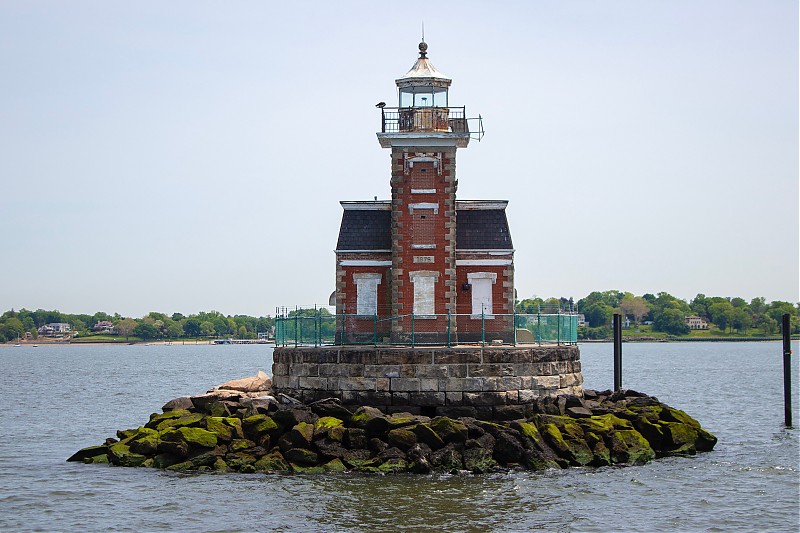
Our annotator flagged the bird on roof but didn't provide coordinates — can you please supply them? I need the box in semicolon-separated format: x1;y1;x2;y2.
375;102;386;108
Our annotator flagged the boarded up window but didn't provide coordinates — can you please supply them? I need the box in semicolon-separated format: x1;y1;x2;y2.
354;273;381;315
410;272;438;316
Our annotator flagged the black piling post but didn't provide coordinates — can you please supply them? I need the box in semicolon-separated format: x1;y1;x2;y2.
783;313;792;427
613;313;622;391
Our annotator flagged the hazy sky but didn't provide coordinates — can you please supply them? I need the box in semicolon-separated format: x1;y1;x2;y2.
1;1;797;318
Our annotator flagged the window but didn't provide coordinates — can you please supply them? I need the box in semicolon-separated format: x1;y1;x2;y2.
468;272;497;317
353;273;381;315
409;271;438;316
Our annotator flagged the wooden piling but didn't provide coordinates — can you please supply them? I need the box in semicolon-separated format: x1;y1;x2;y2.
783;313;792;427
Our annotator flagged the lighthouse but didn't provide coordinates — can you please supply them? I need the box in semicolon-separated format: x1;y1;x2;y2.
335;41;515;343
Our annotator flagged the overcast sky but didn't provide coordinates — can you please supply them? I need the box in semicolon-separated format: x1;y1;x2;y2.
1;1;797;318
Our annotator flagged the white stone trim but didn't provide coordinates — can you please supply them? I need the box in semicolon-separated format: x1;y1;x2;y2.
409;202;439;215
409;270;440;281
467;272;498;282
339;260;392;266
411;189;437;194
412;244;436;249
457;249;515;254
409;271;438;316
456;200;508;210
456;259;513;266
353;272;383;280
340;201;391;210
377;132;470;149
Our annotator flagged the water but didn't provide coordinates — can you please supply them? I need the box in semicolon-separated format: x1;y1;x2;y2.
0;342;797;532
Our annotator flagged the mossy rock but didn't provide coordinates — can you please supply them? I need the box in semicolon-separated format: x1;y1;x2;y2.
146;409;192;429
350;406;386;429
328;425;346;443
474;420;510;437
116;428;139;440
158;429;189;457
695;427;718;452
226;451;258;470
153;453;180;469
626;404;664;423
288;422;315;447
660;406;701;428
284;447;320;467
223;417;245;439
321;458;347;473
463;447;497;473
83;453;110;465
608;429;656;465
254;451;291;473
108;442;147;467
213;458;229;471
230;439;256;452
242;414;279;440
541;423;593;466
429;417;468;444
159;413;206;432
590;440;611;467
343;428;368;449
313;417;344;437
290;463;327;474
377;458;408;474
431;444;463;472
387;428;418;450
413;423;445;450
659;421;699;453
176;427;217;448
632;417;666;449
387;413;421;429
129;433;160;456
67;445;108;463
205;417;233;441
208;401;230;418
577;414;632;435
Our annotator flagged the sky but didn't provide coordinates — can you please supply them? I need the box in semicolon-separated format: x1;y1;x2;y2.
0;1;797;318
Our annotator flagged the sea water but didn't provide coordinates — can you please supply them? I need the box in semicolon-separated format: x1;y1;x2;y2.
0;342;797;532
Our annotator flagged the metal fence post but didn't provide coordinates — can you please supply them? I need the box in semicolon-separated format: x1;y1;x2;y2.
537;310;541;346
481;306;485;347
411;313;415;348
614;313;623;391
783;313;793;427
373;313;377;346
557;309;561;346
513;307;517;346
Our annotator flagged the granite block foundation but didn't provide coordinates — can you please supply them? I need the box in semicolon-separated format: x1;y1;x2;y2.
272;345;583;417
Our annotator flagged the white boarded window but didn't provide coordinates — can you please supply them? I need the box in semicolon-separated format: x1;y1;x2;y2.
468;272;497;317
353;273;382;315
409;271;439;316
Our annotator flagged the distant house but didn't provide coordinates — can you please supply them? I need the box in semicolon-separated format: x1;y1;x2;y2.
38;322;72;336
684;315;709;330
577;314;589;327
93;321;114;332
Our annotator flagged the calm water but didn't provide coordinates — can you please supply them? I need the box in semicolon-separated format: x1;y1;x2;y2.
0;342;797;532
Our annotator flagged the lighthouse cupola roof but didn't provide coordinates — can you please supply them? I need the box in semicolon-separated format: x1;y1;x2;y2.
396;41;453;90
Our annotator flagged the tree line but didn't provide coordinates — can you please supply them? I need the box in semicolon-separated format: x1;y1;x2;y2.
517;291;799;338
0;309;275;342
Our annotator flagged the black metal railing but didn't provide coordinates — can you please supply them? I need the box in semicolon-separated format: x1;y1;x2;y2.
379;106;483;140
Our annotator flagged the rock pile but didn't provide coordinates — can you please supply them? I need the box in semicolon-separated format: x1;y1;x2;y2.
68;379;717;474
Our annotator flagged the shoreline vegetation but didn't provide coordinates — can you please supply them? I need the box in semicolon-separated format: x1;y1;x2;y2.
2;290;798;345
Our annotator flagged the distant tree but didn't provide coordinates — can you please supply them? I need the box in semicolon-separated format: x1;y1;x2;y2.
709;302;735;332
237;325;247;339
133;323;159;340
755;314;778;335
166;322;184;339
200;321;215;337
184;317;202;337
731;308;752;333
653;308;690;335
619;295;650;330
749;297;767;315
731;297;748;309
4;317;24;340
115;318;137;340
582;303;613;328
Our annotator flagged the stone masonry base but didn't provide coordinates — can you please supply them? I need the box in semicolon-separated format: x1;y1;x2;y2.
272;345;583;417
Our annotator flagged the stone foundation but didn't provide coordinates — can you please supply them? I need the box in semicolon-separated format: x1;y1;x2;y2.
272;345;582;416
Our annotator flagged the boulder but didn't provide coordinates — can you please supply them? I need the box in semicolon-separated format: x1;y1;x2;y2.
387;428;417;450
254;451;291;472
429;417;468;444
67;445;108;463
431;443;463;472
284;448;320;467
463;446;497;473
161;396;194;412
493;431;525;465
309;399;353;422
214;370;272;393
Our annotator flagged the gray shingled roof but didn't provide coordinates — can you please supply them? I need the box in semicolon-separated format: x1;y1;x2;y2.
336;206;513;251
336;210;392;251
455;209;513;250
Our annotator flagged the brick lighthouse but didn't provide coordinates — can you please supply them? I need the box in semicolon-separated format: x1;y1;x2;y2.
335;41;515;343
